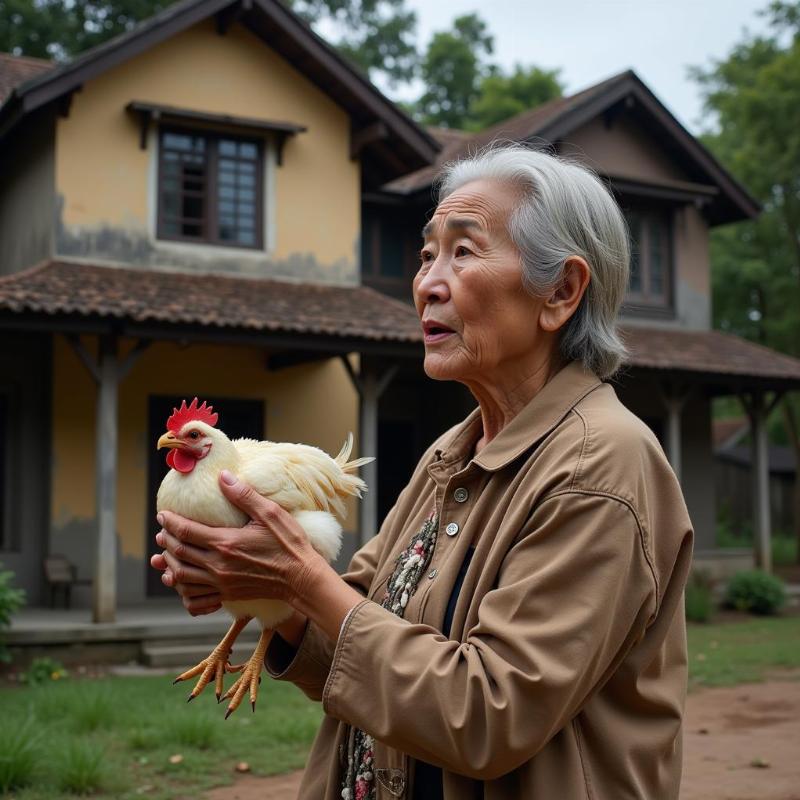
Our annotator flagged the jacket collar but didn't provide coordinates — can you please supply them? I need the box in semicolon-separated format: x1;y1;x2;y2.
435;360;603;473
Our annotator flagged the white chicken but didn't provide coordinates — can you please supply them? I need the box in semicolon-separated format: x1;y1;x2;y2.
156;398;371;717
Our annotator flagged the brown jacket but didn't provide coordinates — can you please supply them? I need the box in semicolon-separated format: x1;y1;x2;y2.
268;361;693;799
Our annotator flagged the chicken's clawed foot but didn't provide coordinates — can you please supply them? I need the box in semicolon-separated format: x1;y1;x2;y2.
173;616;252;702
222;628;273;719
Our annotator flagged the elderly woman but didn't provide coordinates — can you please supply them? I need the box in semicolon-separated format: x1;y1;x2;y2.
151;144;693;800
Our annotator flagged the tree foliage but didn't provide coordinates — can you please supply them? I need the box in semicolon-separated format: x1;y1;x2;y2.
416;13;562;130
0;0;171;60
468;64;563;130
286;0;417;86
0;0;418;86
417;13;494;129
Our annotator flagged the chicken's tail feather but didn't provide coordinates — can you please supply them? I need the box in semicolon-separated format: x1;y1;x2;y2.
335;433;375;474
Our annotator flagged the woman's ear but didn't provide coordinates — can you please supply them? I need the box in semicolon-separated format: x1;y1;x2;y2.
539;257;591;333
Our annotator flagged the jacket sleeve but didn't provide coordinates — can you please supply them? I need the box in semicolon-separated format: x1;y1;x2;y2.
321;491;662;779
265;490;406;700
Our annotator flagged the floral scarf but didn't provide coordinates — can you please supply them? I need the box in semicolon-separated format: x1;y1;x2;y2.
340;511;439;800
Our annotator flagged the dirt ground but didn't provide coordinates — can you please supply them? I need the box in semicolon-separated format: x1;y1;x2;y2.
204;676;800;800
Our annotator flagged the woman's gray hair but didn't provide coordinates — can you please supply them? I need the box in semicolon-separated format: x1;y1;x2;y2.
436;144;629;379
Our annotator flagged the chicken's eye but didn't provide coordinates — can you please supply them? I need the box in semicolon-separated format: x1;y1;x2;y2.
188;431;200;440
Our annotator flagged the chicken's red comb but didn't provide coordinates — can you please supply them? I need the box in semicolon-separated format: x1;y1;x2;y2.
167;398;219;432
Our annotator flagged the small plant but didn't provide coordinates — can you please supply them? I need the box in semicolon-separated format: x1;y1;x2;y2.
168;713;219;749
55;740;106;795
71;685;116;733
685;569;714;623
0;720;39;792
0;562;25;662
21;656;69;685
725;570;787;616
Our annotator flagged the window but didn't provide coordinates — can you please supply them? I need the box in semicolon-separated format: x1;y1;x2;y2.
157;129;263;249
361;207;414;284
625;209;672;309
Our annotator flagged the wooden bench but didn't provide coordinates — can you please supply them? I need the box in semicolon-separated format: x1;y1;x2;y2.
43;555;92;609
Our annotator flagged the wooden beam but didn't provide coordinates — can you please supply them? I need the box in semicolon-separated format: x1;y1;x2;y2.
655;382;691;483
266;350;331;371
741;390;783;573
351;121;389;160
340;357;398;546
94;335;119;623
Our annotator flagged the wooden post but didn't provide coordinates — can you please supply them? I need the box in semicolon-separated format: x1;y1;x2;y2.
66;335;150;622
94;336;119;623
656;382;690;484
742;390;783;574
340;357;398;547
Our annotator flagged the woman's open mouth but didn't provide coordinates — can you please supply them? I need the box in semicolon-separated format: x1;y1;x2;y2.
422;320;456;344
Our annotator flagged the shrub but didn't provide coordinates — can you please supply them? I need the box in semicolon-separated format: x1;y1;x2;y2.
685;569;714;623
21;656;68;686
0;720;39;792
0;562;25;662
725;570;787;616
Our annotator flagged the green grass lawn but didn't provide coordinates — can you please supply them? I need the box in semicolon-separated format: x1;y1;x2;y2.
688;614;800;690
0;674;322;799
2;615;799;798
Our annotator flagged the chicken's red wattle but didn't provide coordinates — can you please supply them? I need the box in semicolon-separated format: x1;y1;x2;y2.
166;448;197;473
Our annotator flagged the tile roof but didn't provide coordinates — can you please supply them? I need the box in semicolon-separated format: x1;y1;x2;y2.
0;52;53;104
619;325;800;382
0;260;423;344
1;261;798;385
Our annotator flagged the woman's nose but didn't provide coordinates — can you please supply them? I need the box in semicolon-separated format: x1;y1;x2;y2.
414;259;451;305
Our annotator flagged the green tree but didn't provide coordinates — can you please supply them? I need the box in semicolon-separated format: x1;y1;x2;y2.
287;0;418;86
0;0;419;86
691;0;800;556
0;0;171;59
417;13;494;129
469;64;563;130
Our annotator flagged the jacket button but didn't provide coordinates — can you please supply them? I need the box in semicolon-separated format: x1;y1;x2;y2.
445;522;459;536
453;487;469;503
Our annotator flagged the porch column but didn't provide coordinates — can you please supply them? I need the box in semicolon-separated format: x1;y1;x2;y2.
742;390;782;574
341;356;398;546
67;335;150;622
95;336;119;622
657;384;690;483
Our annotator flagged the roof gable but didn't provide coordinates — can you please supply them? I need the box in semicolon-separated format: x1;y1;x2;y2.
0;0;438;183
386;70;758;225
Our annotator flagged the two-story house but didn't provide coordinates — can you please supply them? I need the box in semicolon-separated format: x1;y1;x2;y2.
0;0;446;621
1;0;799;624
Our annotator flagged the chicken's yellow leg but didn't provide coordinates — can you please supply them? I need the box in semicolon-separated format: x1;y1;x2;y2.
173;616;252;702
221;627;273;718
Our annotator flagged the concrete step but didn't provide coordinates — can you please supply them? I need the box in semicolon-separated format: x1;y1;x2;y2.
142;638;262;668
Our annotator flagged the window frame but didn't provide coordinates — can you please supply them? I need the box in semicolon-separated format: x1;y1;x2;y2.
156;126;265;251
622;205;675;317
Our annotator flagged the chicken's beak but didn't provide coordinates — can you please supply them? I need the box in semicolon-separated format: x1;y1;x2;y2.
157;431;185;450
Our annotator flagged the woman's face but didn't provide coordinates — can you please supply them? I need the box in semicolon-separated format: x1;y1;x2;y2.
414;179;547;386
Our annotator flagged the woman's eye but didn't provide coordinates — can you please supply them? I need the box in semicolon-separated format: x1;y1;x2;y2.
455;245;471;257
420;250;433;263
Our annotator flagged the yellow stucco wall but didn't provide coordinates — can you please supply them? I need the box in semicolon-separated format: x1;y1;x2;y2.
54;19;359;277
51;335;360;571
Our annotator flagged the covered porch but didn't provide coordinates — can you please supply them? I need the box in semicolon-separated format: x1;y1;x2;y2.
0;260;425;624
617;324;800;575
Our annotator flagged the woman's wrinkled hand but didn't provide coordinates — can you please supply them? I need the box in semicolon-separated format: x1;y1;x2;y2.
149;469;324;616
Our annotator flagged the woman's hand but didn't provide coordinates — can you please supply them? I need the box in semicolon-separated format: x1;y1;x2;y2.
151;470;325;614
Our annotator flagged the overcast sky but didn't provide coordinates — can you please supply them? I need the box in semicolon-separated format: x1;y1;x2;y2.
381;0;771;134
